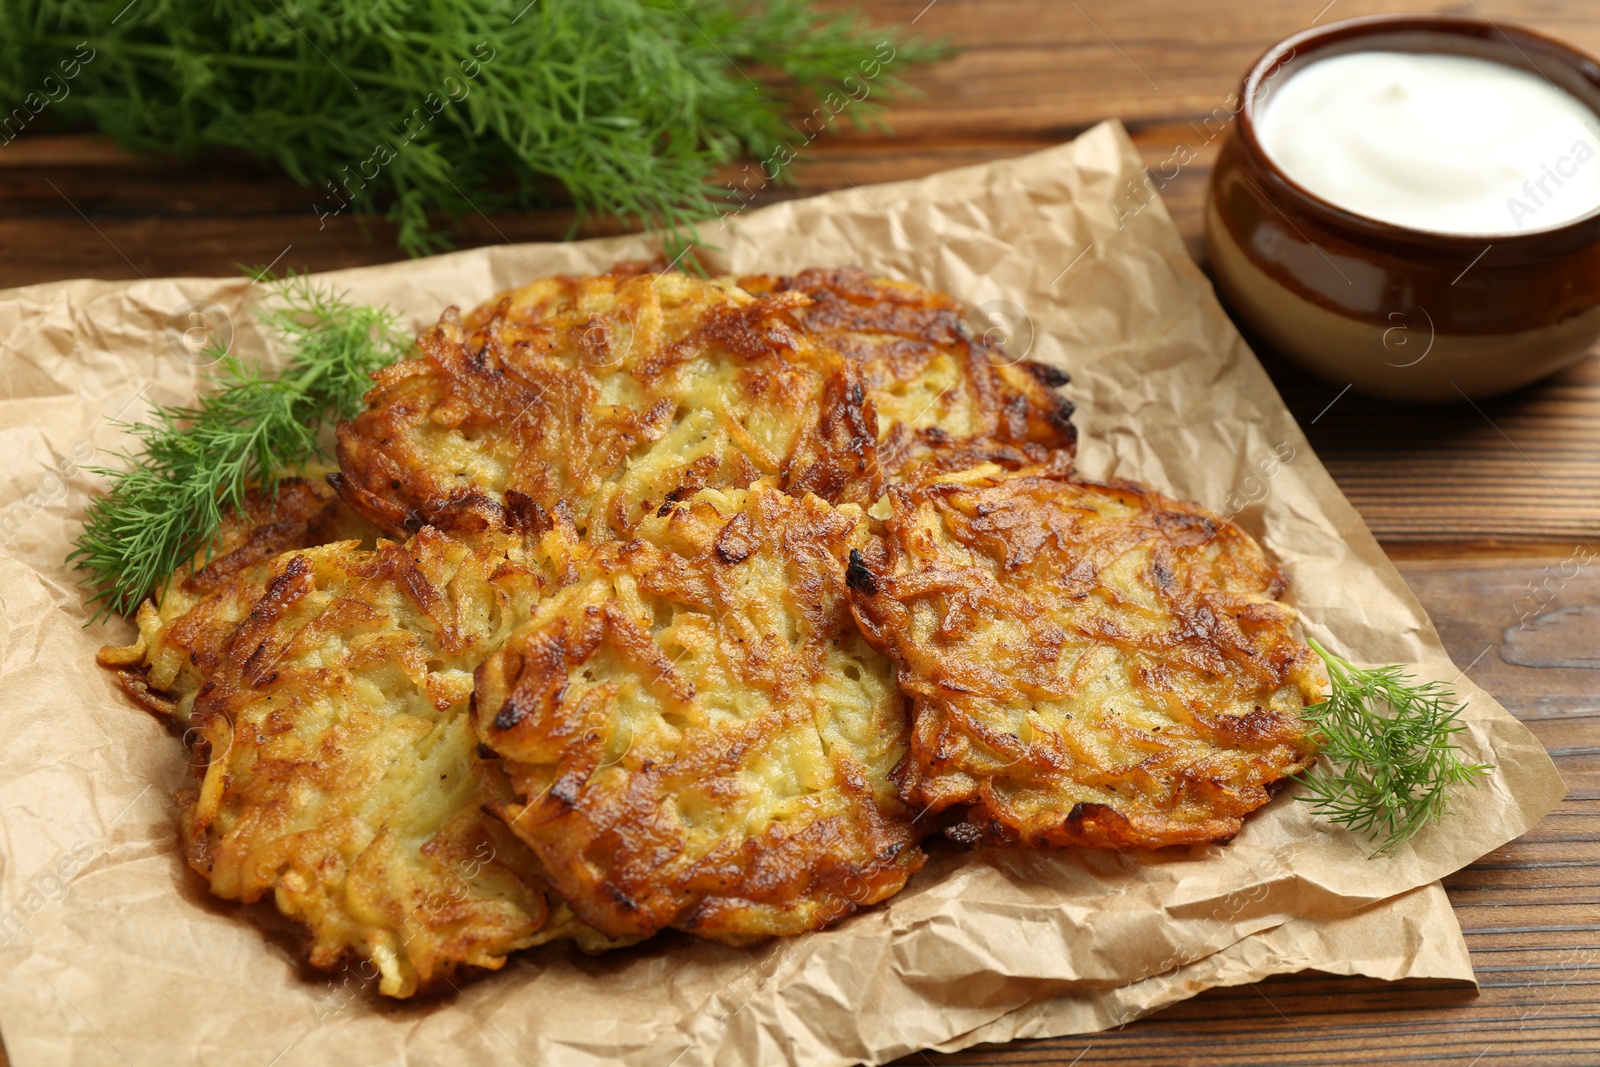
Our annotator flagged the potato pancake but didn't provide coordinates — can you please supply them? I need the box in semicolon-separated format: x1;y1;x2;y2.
845;462;1323;849
100;486;621;997
332;270;884;541
334;268;1079;544
474;481;922;943
737;267;1078;478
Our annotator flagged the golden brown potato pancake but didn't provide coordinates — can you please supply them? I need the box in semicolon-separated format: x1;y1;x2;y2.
845;461;1323;849
474;481;923;943
737;267;1078;478
333;268;1079;544
100;486;621;997
332;271;883;541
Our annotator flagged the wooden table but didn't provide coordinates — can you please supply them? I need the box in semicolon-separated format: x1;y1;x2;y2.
2;2;1596;1064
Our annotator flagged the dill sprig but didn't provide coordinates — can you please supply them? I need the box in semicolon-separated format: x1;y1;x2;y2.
1;0;947;255
1297;638;1494;855
68;275;408;620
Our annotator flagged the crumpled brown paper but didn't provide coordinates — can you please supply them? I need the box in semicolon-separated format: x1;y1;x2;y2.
0;121;1565;1067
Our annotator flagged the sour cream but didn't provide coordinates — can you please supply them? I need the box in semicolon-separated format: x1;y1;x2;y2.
1256;51;1600;234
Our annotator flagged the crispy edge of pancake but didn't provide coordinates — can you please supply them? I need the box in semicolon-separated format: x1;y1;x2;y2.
846;461;1324;850
473;481;923;944
95;476;377;717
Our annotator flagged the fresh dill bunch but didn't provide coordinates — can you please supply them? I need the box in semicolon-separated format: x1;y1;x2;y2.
1296;638;1494;855
2;0;947;255
68;275;408;620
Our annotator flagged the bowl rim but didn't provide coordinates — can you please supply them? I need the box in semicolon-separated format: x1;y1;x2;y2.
1236;13;1600;248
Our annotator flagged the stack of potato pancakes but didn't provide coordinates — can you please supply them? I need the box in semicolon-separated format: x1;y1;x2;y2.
99;267;1324;998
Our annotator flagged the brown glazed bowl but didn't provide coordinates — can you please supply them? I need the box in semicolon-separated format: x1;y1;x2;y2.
1206;15;1600;402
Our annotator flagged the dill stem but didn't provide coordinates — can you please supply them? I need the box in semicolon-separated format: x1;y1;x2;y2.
1306;637;1347;682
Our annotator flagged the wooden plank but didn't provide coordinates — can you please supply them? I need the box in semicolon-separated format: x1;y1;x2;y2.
1258;351;1600;548
847;0;1600;139
1;3;1598;1063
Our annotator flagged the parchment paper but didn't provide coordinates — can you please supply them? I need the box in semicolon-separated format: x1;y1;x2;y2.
0;121;1564;1066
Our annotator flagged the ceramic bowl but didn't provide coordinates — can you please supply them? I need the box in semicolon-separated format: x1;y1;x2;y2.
1206;14;1600;402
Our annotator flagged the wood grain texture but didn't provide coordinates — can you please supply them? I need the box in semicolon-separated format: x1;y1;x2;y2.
848;0;1600;139
1;3;1596;1066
